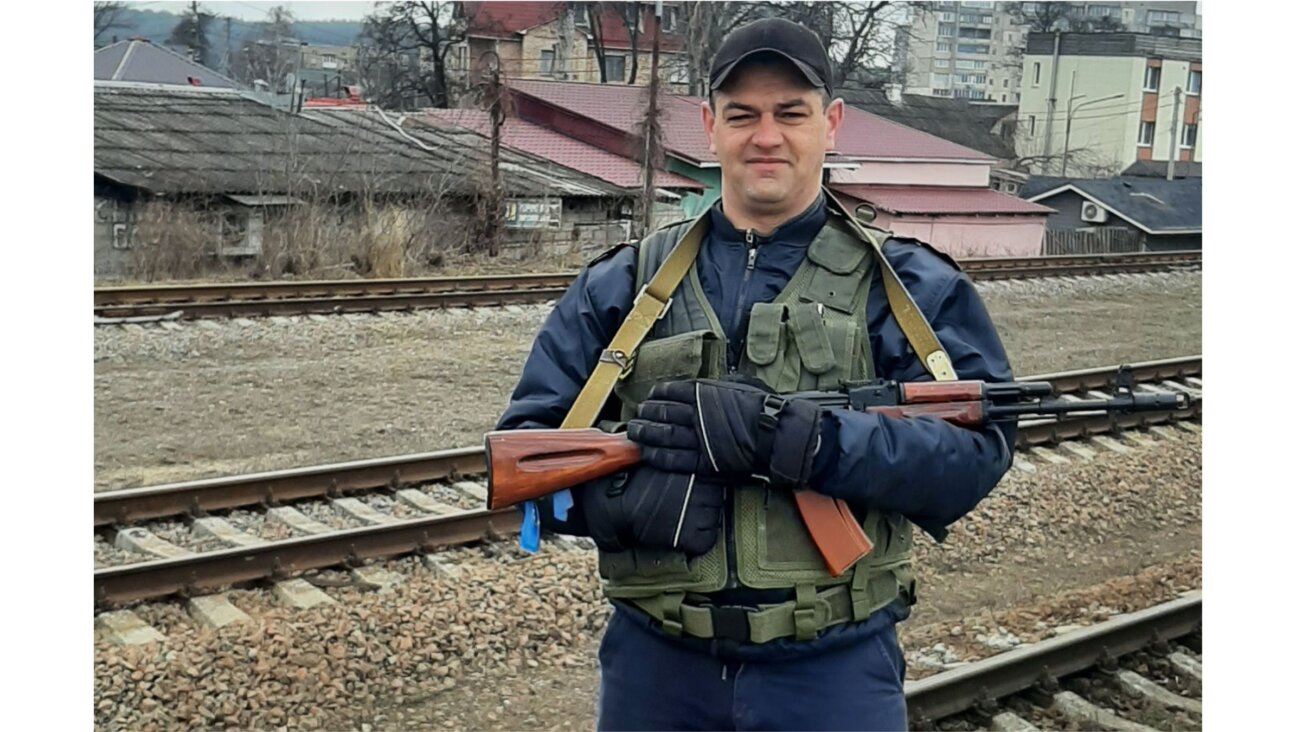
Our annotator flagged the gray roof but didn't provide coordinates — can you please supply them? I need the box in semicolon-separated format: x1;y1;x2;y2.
1027;177;1202;234
94;84;620;199
95;39;242;89
1121;160;1202;179
837;89;1018;160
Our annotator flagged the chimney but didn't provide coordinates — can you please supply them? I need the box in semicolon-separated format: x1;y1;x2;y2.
884;82;903;105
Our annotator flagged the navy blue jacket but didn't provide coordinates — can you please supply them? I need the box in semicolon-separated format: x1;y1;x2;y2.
497;195;1016;542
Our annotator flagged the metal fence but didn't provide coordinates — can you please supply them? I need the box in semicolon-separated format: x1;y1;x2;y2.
1043;229;1142;255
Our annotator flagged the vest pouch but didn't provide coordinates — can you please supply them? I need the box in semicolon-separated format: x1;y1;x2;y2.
817;316;863;389
733;484;851;589
745;303;794;389
601;541;730;598
615;329;722;417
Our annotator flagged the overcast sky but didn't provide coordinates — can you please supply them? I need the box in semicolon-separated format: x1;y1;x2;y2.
134;2;381;22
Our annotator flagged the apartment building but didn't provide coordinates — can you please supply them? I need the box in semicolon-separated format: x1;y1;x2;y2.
900;2;1202;104
1018;32;1201;176
900;1;1026;103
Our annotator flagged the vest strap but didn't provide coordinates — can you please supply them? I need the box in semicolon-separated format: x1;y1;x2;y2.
560;218;706;429
821;187;958;383
630;583;871;644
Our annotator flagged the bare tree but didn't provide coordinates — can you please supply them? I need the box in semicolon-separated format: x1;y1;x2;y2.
229;6;297;92
357;2;468;109
584;2;651;84
678;1;765;95
94;2;129;43
167;1;216;67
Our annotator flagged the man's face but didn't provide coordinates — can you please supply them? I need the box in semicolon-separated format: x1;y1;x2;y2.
702;61;844;216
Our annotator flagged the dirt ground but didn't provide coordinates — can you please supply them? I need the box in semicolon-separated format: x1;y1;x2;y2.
93;273;1201;491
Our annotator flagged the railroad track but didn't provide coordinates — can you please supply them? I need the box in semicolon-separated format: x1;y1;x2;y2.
908;592;1202;730
94;251;1201;321
94;357;1201;608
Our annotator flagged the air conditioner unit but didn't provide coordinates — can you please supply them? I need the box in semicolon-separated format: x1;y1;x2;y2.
1080;202;1108;224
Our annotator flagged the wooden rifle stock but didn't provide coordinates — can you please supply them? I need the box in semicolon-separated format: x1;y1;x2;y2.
485;428;876;577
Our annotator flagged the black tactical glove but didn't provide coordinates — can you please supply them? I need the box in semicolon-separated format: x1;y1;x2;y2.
627;379;822;488
580;465;725;556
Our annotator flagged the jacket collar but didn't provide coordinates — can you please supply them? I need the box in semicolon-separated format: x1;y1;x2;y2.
708;191;828;247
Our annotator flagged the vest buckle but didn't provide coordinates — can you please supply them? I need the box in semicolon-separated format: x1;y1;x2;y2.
709;606;752;643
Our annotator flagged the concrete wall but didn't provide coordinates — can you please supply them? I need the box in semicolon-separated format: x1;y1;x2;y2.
94;196;136;279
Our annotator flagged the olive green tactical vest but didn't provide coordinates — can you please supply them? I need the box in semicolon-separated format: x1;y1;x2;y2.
600;212;920;644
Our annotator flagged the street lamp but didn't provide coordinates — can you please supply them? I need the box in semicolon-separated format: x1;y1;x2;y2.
1062;91;1124;176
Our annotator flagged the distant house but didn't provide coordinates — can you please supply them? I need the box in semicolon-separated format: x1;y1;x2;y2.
836;87;1025;193
95;38;242;88
451;1;687;88
93;83;628;277
503;79;1053;256
415;108;704;238
1024;176;1201;251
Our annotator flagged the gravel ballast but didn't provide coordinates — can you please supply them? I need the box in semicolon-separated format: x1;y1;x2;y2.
94;272;1202;492
94;432;1201;730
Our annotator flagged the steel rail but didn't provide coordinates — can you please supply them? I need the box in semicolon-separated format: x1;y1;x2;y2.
94;509;522;606
905;592;1202;721
94;253;1201;320
95;358;1201;528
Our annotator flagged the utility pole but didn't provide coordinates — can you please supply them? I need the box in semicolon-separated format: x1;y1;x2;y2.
556;3;574;80
1063;90;1123;177
639;1;663;237
1166;86;1182;181
223;16;232;74
479;51;504;257
1042;31;1061;173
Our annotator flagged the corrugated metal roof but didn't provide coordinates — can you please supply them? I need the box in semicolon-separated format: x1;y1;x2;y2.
94;84;622;199
1027;177;1201;233
506;79;993;165
94;39;242;88
832;185;1054;216
416;108;703;191
460;1;683;52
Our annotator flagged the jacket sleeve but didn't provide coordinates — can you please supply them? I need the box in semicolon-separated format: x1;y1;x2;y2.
809;252;1016;542
494;245;638;535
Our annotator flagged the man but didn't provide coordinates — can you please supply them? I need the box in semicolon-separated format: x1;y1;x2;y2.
496;18;1015;731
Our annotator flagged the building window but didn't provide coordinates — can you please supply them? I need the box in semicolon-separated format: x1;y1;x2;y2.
1180;123;1197;148
668;61;688;84
933;88;951;97
662;6;678;33
1022;2;1039;12
957;44;988;54
940;12;955;21
605;54;626;82
936;41;952;52
1001;93;1008;102
1138;121;1155;146
1088;5;1117;16
1032;61;1041;86
1028;115;1036;135
1148;10;1181;24
938;22;955;37
1003;77;1009;87
540;48;555;75
1143;65;1161;91
574;3;589;27
1187;69;1201;95
935;58;950;69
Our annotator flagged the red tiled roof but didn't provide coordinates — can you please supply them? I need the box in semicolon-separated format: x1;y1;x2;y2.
413;108;703;191
831;185;1055;216
461;1;683;52
505;79;993;165
508;79;713;162
835;106;993;162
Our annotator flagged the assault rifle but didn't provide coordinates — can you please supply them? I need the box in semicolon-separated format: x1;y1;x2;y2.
485;368;1193;576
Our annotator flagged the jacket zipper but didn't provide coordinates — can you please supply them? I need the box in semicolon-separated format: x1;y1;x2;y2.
723;229;758;589
728;229;758;375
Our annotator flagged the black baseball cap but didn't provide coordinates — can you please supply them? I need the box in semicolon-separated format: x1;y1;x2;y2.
709;18;834;98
